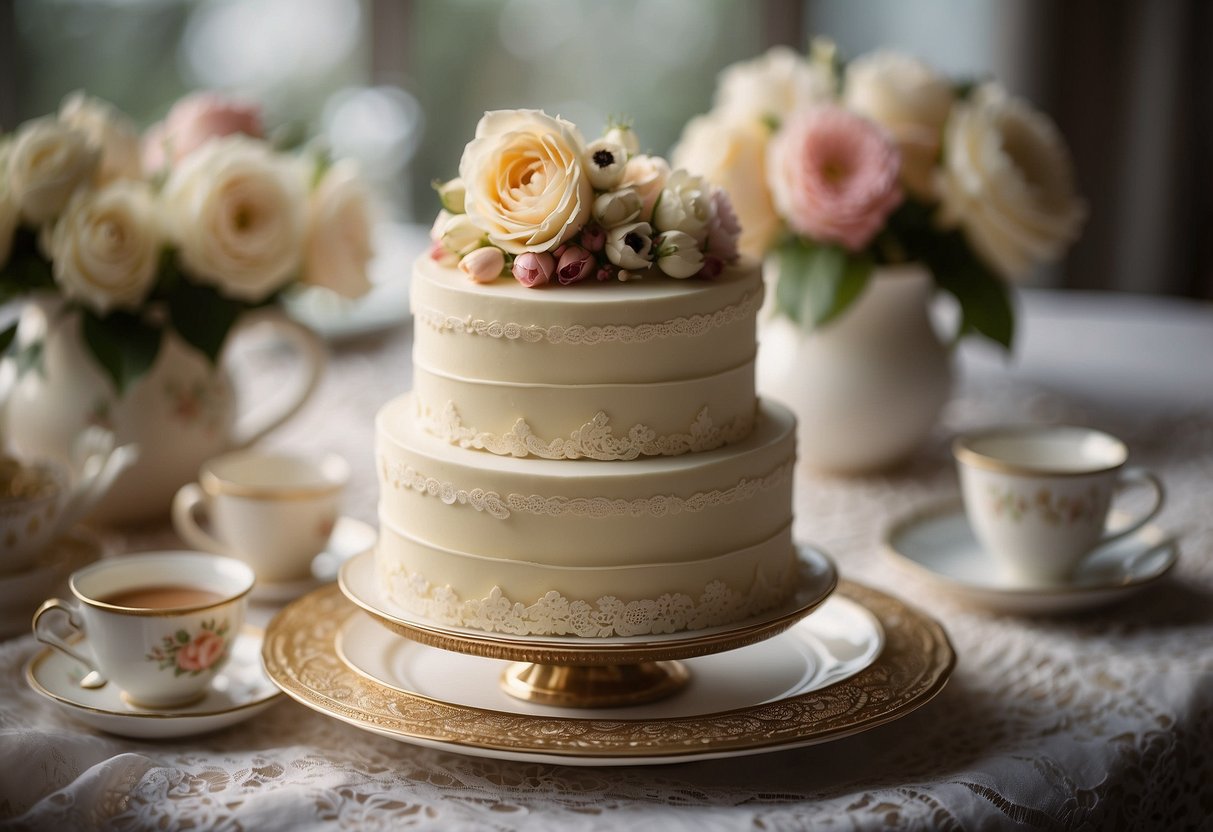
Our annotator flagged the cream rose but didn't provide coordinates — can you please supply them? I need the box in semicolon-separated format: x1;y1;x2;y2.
458;110;591;254
162;135;305;302
301;160;374;299
6;117;100;225
49;181;160;314
844;51;954;199
936;84;1086;279
672;113;781;258
714;45;835;123
619;154;669;221
59;92;142;185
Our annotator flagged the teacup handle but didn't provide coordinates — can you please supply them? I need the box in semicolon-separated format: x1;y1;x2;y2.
1100;466;1165;547
228;308;327;450
32;598;106;688
172;483;230;555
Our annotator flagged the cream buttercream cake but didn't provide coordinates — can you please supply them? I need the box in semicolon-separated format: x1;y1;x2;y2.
374;110;799;637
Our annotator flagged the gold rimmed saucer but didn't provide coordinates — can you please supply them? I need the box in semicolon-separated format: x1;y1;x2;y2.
261;581;954;765
338;545;838;706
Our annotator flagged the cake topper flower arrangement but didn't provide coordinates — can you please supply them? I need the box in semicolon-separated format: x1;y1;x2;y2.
0;91;374;392
429;110;741;288
673;43;1087;348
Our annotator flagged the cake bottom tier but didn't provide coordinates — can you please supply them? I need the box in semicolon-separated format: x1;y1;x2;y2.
375;521;798;638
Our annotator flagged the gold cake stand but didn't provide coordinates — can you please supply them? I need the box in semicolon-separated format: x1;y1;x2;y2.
336;546;839;708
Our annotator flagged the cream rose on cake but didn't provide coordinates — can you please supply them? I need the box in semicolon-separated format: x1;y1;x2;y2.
6;117;100;224
459;110;591;254
161;135;306;302
48;180;160;314
301;159;374;299
936;83;1086;278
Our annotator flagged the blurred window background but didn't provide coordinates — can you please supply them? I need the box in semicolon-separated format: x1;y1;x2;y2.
1;0;1208;297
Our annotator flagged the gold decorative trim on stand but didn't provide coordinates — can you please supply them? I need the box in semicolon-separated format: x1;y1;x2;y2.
261;581;955;761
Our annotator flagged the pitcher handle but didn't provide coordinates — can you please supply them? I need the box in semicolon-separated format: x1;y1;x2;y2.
57;429;140;533
228;309;327;449
171;483;229;555
32;598;107;688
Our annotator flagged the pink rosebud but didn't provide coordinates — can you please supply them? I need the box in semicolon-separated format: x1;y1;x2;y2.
556;245;594;285
458;247;505;284
595;264;616;282
706;188;741;263
579;223;606;253
512;251;555;288
697;255;725;280
767;106;903;251
142;91;264;172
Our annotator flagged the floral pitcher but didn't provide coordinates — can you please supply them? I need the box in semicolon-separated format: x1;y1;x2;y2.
2;301;325;525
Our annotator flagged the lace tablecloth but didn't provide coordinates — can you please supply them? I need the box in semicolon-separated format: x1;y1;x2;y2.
2;291;1212;831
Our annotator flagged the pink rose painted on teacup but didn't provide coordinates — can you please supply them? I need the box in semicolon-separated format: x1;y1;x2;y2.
176;629;227;672
147;619;230;676
767;106;903;251
143;92;264;173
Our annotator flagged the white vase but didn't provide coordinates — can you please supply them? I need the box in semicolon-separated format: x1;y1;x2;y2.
756;263;953;474
2;302;326;525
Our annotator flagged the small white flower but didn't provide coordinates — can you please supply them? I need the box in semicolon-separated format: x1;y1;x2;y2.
605;221;653;270
583;139;628;190
49;180;161;314
604;125;639;156
435;177;466;213
592;188;642;228
653;169;712;245
440;212;485;256
655;230;705;279
6;117;100;225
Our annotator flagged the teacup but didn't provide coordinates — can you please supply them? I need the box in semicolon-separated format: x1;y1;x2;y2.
32;551;254;707
172;450;348;583
954;425;1165;585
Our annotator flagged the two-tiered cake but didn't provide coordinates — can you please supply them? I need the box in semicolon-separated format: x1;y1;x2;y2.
374;111;799;637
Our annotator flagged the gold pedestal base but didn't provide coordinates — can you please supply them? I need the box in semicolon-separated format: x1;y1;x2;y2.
501;661;690;708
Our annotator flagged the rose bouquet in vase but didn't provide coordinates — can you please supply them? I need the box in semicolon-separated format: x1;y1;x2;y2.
0;91;375;523
674;44;1086;472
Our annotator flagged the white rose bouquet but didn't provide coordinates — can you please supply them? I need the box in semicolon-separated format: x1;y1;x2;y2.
428;110;741;288
0;91;375;391
673;43;1087;349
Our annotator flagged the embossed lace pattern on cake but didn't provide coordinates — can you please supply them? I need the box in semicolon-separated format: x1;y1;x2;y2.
416;401;755;461
380;566;791;637
379;457;794;520
413;289;762;345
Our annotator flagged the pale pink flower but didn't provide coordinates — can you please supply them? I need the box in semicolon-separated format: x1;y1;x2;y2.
143;92;264;172
428;239;457;266
176;630;226;672
458;247;505;284
556;245;594;285
706;187;741;263
767;107;903;251
579;223;606;253
512;251;555;288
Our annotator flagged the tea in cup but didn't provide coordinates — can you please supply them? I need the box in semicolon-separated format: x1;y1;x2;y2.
32;551;254;707
954;425;1164;585
172;450;348;583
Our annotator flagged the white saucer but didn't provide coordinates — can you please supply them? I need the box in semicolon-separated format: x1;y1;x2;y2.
883;501;1179;614
25;625;282;739
0;531;105;639
339;544;839;650
248;516;377;604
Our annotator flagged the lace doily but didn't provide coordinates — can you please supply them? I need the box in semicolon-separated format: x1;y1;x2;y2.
412;288;762;345
378;457;794;520
416;401;755;461
378;565;789;637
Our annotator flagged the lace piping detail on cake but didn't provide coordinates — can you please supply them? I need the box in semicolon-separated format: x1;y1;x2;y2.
413;289;762;345
380;566;790;637
416;401;754;461
379;457;793;520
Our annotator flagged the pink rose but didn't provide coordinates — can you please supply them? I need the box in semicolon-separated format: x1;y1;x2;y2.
595;264;616;282
458;247;505;284
698;254;725;280
143;92;264;173
512;251;555;288
428;239;457;266
556;245;594;285
706;187;741;263
176;630;226;672
579;223;606;253
767;106;903;251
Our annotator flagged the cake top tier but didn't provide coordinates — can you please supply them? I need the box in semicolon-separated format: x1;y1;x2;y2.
426;109;742;289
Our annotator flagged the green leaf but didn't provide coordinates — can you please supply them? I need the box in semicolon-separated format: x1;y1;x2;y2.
922;232;1015;349
167;277;243;365
176;629;190;644
80;310;163;395
774;238;872;329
